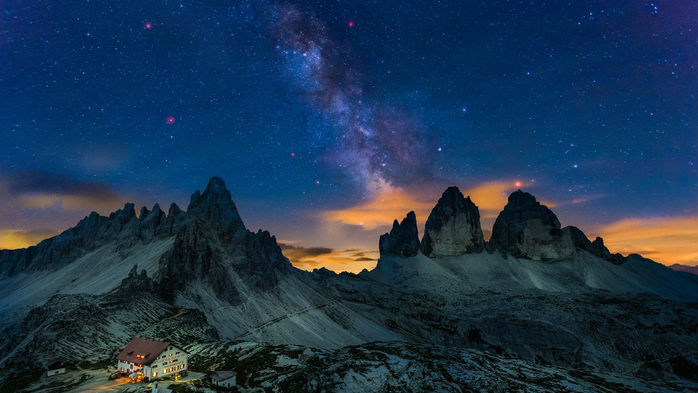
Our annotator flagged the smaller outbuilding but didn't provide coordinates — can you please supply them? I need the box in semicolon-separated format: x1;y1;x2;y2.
208;370;237;388
46;360;66;377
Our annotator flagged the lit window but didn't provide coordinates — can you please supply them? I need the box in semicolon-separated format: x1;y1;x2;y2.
169;354;172;357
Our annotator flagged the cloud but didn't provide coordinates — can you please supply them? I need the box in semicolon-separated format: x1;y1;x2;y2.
279;243;334;259
279;242;379;274
462;180;556;218
5;170;122;211
321;181;434;230
598;216;698;266
0;229;58;250
321;179;544;232
0;171;128;249
571;194;609;205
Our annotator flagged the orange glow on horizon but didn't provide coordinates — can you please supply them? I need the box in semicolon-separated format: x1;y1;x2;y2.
321;180;553;231
322;183;434;230
0;229;59;250
599;216;698;267
283;245;379;274
18;193;121;212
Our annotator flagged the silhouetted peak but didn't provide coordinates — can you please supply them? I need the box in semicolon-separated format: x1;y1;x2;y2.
421;186;484;257
380;211;420;257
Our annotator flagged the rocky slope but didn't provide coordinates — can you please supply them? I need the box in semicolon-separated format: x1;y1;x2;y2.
180;340;698;393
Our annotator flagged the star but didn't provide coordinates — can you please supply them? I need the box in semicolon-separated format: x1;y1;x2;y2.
348;21;355;28
144;21;153;29
166;116;175;125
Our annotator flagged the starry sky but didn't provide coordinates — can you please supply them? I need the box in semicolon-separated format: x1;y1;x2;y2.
2;0;697;271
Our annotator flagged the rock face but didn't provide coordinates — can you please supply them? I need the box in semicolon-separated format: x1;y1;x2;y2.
379;211;420;257
421;187;484;257
568;226;626;265
0;203;139;277
187;176;246;243
159;177;292;303
0;176;292;304
490;190;574;260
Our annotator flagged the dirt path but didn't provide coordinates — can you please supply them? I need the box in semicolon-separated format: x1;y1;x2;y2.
234;299;339;340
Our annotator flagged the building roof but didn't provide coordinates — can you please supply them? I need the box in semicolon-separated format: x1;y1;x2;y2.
210;370;237;381
116;338;171;366
47;360;64;370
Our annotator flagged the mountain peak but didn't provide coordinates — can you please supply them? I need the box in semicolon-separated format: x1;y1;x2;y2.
421;186;484;257
491;190;574;260
187;176;245;241
507;189;543;210
188;176;236;210
379;211;420;257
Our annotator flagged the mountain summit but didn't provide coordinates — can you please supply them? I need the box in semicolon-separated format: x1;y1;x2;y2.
421;186;484;257
187;176;245;242
490;190;575;260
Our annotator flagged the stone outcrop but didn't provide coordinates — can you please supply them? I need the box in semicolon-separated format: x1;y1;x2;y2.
421;187;484;257
490;190;575;260
567;226;626;265
379;211;420;257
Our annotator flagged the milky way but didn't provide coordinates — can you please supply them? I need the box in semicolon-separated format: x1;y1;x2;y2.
270;3;431;192
1;0;697;269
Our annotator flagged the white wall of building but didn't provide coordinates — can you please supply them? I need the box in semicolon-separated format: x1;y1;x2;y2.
151;345;188;378
118;345;188;380
46;368;65;377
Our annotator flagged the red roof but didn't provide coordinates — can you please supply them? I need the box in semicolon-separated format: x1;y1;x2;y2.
116;338;170;366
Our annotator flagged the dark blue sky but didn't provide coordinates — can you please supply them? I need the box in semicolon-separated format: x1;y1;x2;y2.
2;0;697;270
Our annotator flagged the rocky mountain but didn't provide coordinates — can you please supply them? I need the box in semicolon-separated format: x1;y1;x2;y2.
420;186;484;257
2;178;698;392
378;211;420;257
490;190;575;260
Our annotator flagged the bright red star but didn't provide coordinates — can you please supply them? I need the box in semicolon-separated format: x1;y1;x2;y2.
316;180;320;184
291;152;295;157
348;21;355;28
166;116;175;125
515;181;522;188
144;21;153;29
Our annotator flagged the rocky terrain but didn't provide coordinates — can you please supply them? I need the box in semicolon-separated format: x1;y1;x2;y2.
1;177;697;392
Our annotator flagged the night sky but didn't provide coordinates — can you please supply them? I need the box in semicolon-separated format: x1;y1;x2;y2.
2;0;697;271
